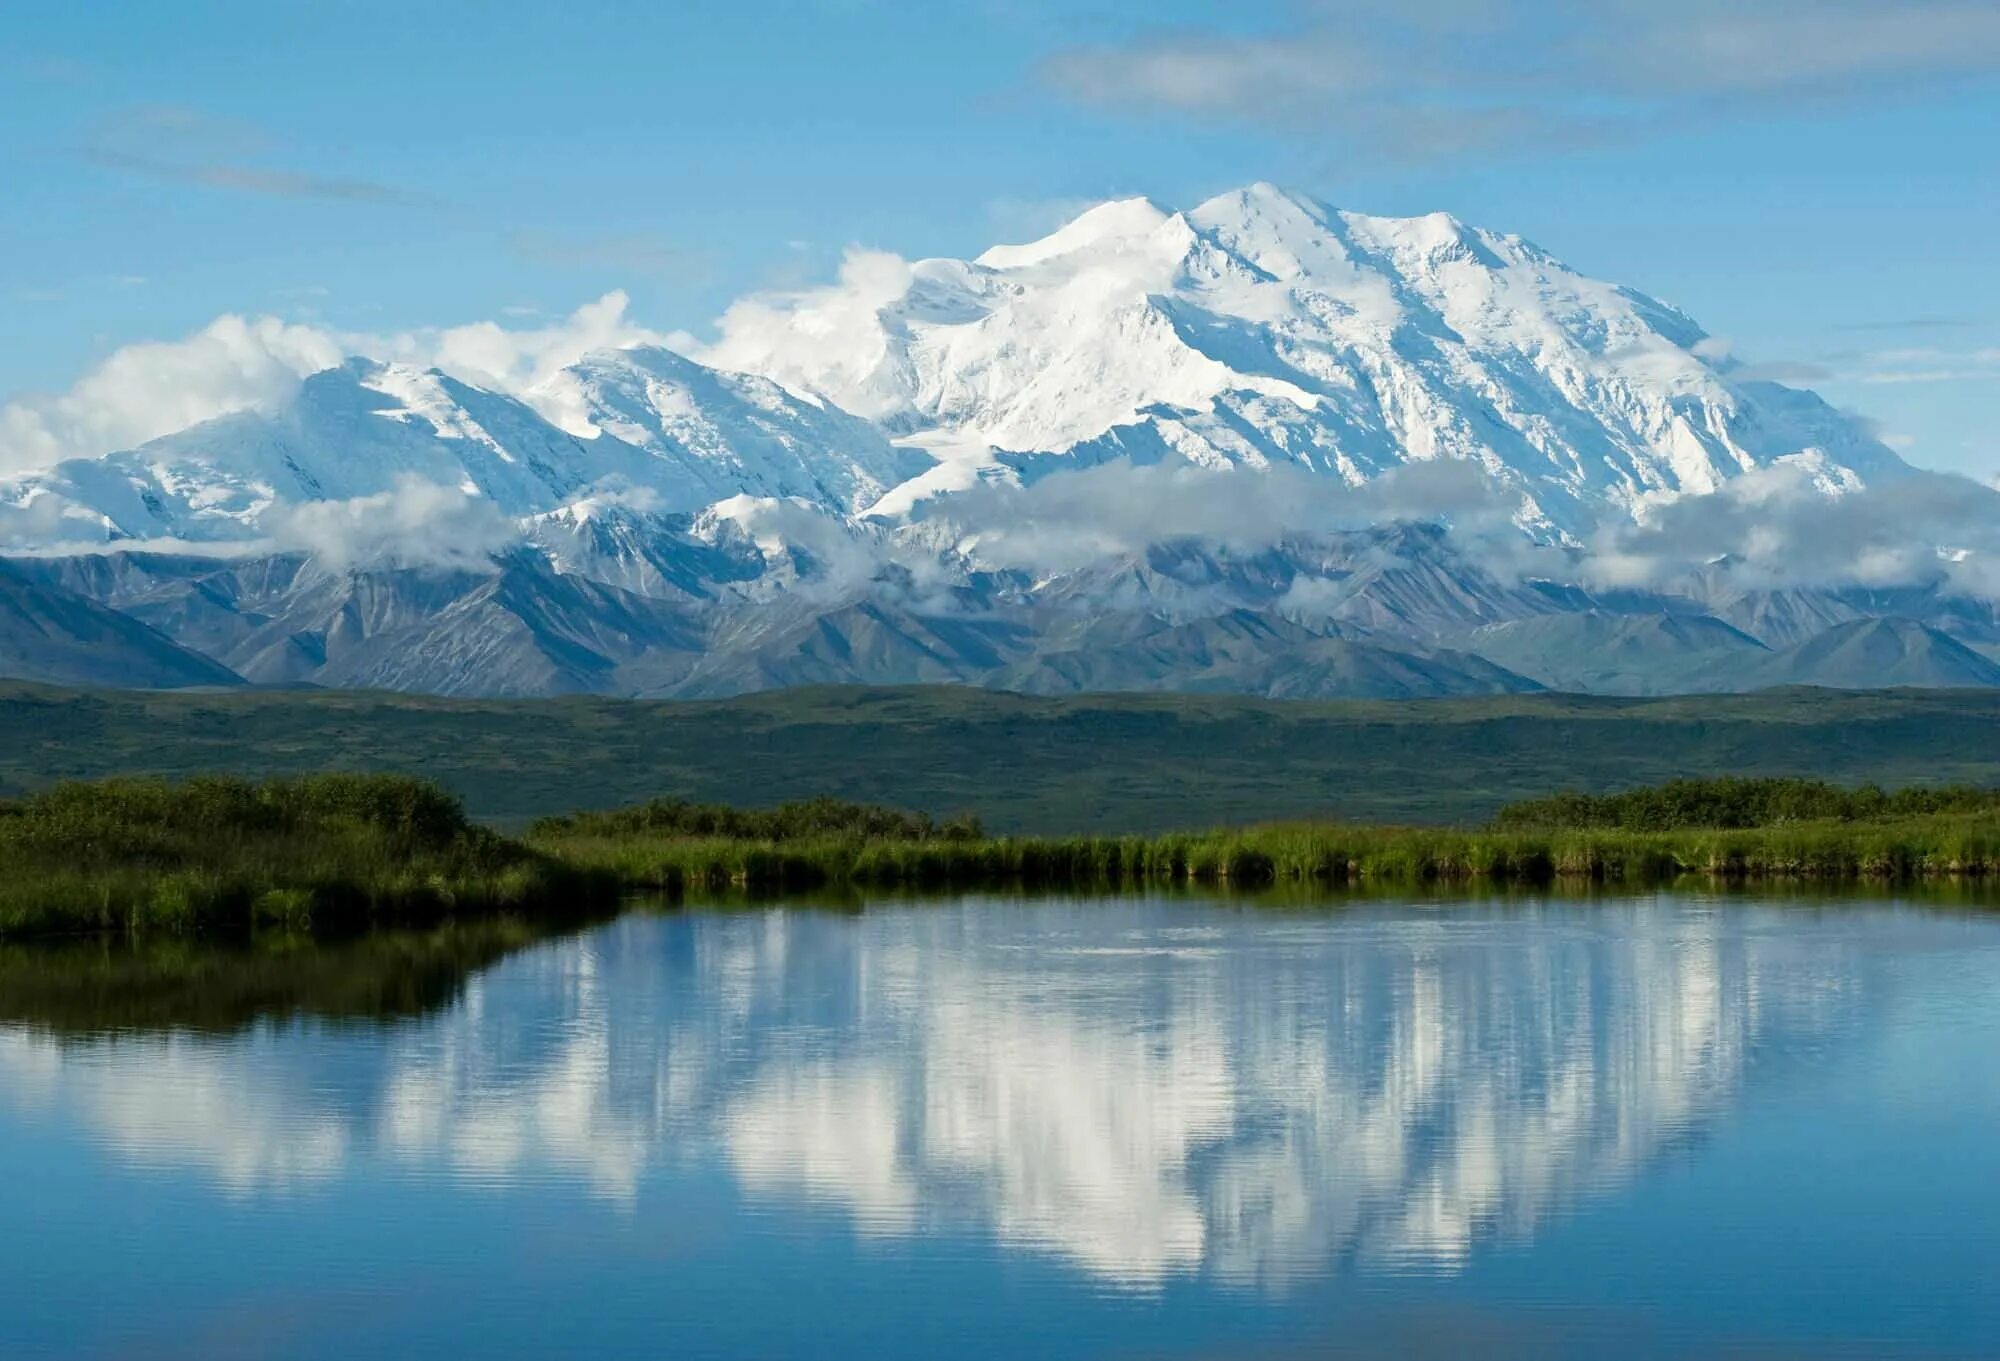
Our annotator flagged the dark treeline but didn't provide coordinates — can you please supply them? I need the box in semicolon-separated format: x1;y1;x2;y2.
1494;777;2000;833
531;795;984;843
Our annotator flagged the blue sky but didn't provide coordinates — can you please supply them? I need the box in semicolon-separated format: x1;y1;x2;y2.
5;0;1998;475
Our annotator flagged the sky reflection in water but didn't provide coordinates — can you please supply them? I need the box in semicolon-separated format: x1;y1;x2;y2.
2;895;1997;1359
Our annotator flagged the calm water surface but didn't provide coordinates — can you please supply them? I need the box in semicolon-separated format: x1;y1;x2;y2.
3;894;1998;1359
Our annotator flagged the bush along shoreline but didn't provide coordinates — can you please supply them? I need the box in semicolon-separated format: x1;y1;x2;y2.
6;776;2000;939
529;779;2000;896
534;816;2000;896
0;774;617;940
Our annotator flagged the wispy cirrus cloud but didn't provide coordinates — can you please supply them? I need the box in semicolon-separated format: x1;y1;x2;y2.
77;104;440;208
1039;1;2000;158
80;147;439;207
1839;346;2000;386
11;53;91;84
1700;337;2000;389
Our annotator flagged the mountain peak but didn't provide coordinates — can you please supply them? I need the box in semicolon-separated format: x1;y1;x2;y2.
2;186;1912;562
1191;181;1332;223
975;196;1175;270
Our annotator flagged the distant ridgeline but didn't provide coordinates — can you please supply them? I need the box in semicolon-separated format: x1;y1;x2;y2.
4;189;1997;701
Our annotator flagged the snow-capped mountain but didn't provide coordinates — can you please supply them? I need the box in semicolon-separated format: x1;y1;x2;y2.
0;348;931;548
705;183;1906;535
3;185;1986;700
3;183;1908;552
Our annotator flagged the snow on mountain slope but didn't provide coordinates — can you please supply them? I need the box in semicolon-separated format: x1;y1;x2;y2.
705;184;1906;535
0;349;931;548
1;184;1909;554
0;184;1959;701
523;496;762;602
535;346;931;512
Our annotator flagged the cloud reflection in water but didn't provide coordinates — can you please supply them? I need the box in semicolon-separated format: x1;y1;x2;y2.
0;899;1862;1290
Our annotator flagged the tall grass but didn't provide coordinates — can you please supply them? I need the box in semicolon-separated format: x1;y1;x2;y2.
1494;776;2000;832
530;795;983;842
0;774;612;940
534;809;2000;896
10;774;1999;940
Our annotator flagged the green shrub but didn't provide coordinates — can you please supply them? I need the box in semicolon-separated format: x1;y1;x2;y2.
0;774;610;940
528;794;981;843
1494;776;2000;832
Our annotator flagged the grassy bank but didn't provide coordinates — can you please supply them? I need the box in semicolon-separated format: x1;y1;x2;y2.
533;786;2000;895
8;777;2000;941
0;774;611;940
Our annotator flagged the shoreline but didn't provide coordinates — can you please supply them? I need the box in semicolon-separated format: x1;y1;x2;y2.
8;774;2000;941
538;817;2000;898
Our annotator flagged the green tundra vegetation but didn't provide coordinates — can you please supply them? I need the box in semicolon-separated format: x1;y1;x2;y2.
531;795;985;843
12;681;2000;830
534;797;2000;896
0;773;610;940
1493;776;2000;831
6;774;2000;941
529;777;2000;894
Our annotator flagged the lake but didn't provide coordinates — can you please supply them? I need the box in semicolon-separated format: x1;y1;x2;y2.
3;893;1997;1359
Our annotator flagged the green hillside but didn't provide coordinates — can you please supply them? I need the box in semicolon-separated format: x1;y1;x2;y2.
5;681;2000;833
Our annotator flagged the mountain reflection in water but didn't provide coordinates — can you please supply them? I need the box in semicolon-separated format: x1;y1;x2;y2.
0;897;1869;1289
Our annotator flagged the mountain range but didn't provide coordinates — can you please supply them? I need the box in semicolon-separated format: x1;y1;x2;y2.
1;184;1991;700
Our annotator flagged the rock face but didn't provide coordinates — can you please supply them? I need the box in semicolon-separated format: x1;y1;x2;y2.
0;559;243;690
1747;619;2000;691
0;186;1981;699
1454;613;1774;697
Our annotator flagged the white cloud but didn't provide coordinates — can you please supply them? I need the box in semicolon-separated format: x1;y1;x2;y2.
0;293;675;475
1586;463;2000;596
262;475;520;570
914;453;2000;601
921;458;1560;579
700;248;916;420
366;290;659;394
0;315;342;473
363;290;679;434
